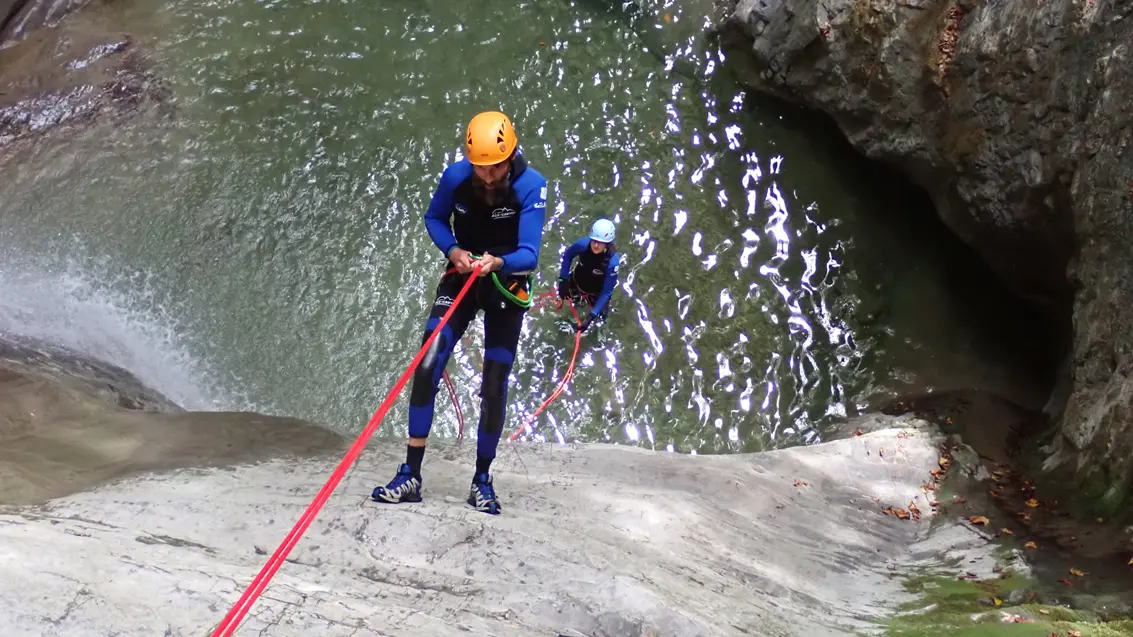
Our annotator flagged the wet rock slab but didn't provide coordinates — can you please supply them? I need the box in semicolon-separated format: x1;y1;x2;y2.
0;420;1006;636
0;0;169;160
0;331;347;506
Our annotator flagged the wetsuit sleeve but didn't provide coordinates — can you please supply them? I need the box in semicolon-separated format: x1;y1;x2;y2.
589;252;621;318
424;165;463;258
559;238;590;280
497;172;547;275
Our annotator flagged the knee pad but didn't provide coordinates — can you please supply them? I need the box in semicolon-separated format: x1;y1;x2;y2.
478;358;510;434
409;322;451;407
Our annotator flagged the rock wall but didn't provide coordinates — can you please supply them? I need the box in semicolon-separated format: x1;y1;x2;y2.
0;0;168;162
713;0;1133;517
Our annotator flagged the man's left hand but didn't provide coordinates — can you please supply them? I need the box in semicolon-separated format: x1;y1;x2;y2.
474;253;503;277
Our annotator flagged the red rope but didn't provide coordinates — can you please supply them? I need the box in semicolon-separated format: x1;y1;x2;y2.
440;287;577;445
442;369;464;440
508;297;582;442
208;265;483;637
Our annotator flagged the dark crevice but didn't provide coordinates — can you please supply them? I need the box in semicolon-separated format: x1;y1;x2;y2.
736;89;1073;422
0;0;30;39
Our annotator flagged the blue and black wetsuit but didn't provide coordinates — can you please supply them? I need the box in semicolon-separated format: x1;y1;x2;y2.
559;237;621;322
408;153;547;470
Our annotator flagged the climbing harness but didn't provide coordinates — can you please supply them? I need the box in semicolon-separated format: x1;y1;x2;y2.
443;254;533;309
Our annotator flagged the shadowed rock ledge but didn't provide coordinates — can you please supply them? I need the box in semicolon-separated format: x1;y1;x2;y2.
713;0;1133;519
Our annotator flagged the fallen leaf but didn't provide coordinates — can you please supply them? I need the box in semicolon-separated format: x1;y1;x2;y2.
953;496;966;504
1028;592;1038;601
1025;541;1038;549
993;597;1002;607
931;468;943;479
1026;498;1040;508
883;506;911;520
929;499;939;507
1058;578;1073;587
1039;609;1050;615
1069;631;1082;637
1070;568;1086;577
945;417;952;424
1097;517;1104;523
990;490;1000;497
1000;528;1013;535
969;515;990;526
663;13;671;22
853;429;864;437
793;479;808;487
938;457;951;469
1128;556;1133;565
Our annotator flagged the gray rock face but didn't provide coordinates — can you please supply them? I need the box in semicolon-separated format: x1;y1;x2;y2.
0;332;347;506
0;0;91;46
0;424;998;636
715;0;1133;516
0;0;169;160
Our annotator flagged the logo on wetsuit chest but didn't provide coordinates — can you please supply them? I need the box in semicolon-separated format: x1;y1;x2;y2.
491;208;516;219
592;268;603;275
455;204;468;215
436;296;454;307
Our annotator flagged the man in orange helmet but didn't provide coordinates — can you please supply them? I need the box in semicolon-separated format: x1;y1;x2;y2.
372;111;547;515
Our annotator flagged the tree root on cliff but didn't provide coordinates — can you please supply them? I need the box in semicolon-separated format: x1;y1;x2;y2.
936;4;966;95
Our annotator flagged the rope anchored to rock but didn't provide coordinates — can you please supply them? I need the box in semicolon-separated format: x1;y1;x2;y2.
208;264;484;637
210;271;582;636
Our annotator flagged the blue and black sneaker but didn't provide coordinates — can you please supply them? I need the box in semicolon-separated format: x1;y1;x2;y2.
467;472;501;515
371;464;422;504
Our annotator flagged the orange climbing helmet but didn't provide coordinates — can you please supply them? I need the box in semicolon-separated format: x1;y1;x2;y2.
465;111;517;165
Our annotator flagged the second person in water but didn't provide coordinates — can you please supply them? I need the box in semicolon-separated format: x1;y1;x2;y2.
557;218;622;333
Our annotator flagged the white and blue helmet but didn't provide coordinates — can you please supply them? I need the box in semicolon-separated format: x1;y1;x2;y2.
589;218;615;243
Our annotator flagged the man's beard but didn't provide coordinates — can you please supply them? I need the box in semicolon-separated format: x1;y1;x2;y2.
473;174;510;206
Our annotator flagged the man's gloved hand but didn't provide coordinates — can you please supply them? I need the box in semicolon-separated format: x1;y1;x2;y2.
575;315;594;333
557;278;569;299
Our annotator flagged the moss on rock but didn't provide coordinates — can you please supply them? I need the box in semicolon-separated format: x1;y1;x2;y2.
878;571;1133;637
